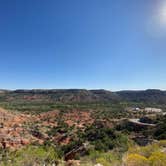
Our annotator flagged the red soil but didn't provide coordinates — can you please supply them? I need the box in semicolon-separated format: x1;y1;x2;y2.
0;108;94;149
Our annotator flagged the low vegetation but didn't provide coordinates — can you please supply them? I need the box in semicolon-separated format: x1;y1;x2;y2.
0;89;165;165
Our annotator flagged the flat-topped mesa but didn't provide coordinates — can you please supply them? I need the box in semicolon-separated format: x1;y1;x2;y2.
0;88;166;104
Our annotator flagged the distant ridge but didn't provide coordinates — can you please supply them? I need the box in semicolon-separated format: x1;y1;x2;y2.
0;89;166;104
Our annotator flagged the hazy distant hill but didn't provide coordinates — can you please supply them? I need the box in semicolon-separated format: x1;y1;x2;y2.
117;89;166;104
0;89;166;104
0;89;119;103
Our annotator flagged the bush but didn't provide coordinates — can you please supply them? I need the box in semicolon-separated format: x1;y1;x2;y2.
0;145;60;166
125;141;166;166
84;124;129;152
125;154;149;166
149;151;166;166
158;140;166;147
96;157;111;166
128;144;160;158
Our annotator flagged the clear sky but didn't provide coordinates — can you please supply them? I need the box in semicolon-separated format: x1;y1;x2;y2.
0;0;166;90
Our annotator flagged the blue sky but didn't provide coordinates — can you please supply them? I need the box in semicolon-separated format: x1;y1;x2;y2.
0;0;166;90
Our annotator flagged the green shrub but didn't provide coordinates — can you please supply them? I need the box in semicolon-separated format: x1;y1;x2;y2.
0;145;60;166
149;151;166;166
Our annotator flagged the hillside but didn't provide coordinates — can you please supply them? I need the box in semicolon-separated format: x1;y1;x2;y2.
117;89;166;104
0;89;166;165
0;89;166;104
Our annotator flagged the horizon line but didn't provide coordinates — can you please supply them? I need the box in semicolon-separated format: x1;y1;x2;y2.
0;88;166;92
